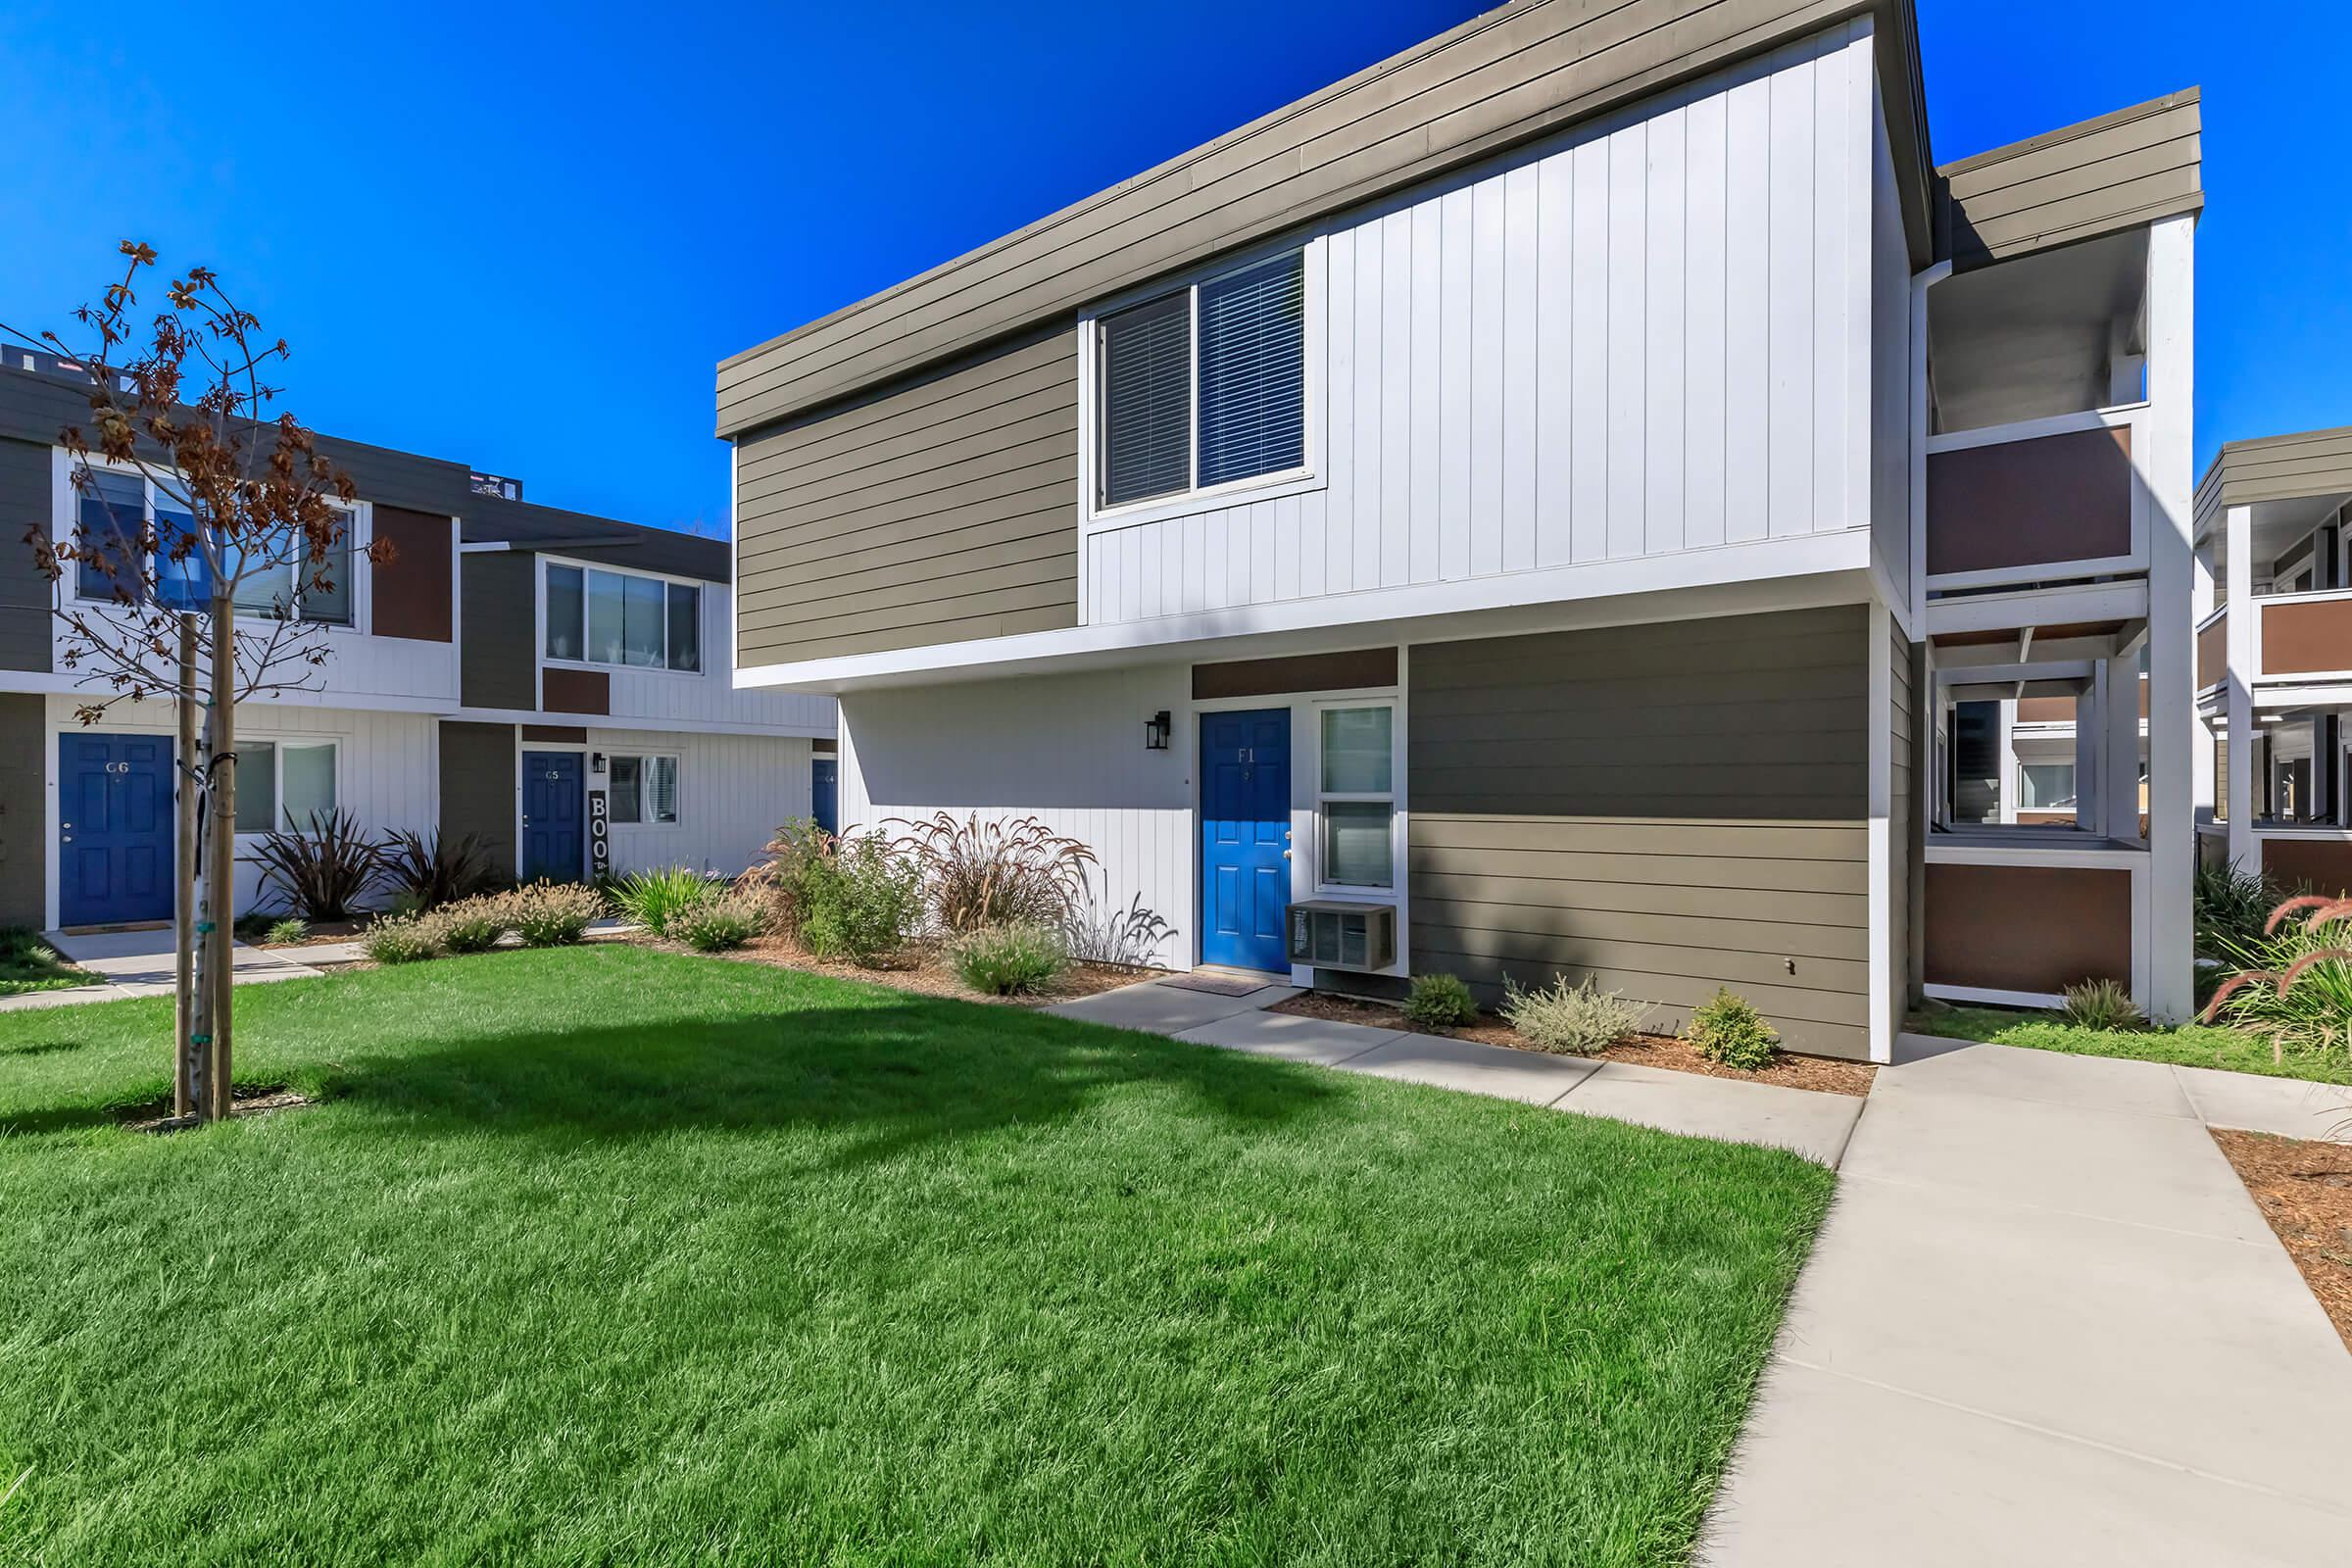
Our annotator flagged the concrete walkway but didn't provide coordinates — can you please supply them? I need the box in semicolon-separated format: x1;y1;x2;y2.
0;928;327;1011
1702;1036;2352;1565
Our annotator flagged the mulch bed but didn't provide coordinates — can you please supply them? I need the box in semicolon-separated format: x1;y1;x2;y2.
124;1087;313;1135
251;920;367;949
2212;1128;2352;1352
670;933;1165;1009
1271;992;1877;1098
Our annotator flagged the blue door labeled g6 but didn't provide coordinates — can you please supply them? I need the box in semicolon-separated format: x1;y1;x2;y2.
521;751;584;882
60;733;175;927
1200;709;1291;972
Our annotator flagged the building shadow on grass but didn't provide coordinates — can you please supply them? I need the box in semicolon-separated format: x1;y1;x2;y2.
304;995;1348;1167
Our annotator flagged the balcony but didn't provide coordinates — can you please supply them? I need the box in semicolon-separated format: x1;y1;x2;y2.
2235;589;2352;689
1925;406;2147;591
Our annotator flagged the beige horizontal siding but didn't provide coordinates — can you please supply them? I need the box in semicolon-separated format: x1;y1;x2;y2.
716;0;1929;435
2194;426;2352;536
1938;88;2201;270
1407;606;1871;1057
736;330;1080;668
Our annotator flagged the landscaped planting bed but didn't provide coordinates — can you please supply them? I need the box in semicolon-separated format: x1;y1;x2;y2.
0;946;1832;1565
1274;990;1878;1098
2212;1128;2352;1350
1907;1003;2352;1085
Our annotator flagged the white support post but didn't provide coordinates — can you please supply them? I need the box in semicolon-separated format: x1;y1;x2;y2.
2143;213;2196;1022
1867;597;1895;1064
1996;699;2018;823
2193;540;2217;825
2076;679;2103;828
2225;503;2255;873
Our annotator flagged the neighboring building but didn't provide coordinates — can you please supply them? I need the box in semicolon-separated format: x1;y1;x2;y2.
2195;426;2352;893
0;359;834;929
716;0;2202;1054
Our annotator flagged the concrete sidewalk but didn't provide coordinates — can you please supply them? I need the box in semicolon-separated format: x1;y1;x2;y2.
1702;1036;2352;1565
0;928;327;1011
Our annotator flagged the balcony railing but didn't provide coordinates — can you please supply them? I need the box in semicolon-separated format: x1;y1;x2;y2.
2250;589;2352;685
1925;406;2148;592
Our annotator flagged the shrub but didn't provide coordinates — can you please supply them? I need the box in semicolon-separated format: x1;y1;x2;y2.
802;835;923;965
378;828;501;911
612;866;720;936
1403;972;1479;1030
246;810;383;921
1500;974;1646;1054
264;917;309;947
2194;860;2279;961
674;892;765;953
362;913;439;965
1687;989;1780;1071
504;880;605;948
427;894;511;956
745;818;834;940
1063;871;1174;968
2204;894;2352;1068
949;920;1069;996
888;811;1097;934
2060;976;2144;1031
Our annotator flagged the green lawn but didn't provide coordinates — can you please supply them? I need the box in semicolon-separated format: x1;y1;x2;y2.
0;930;97;998
1907;1002;2352;1084
0;947;1830;1566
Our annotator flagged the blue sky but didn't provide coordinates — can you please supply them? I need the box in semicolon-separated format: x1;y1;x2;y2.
1;1;2342;536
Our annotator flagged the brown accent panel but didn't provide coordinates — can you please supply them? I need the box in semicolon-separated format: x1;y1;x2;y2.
461;553;537;710
2260;598;2352;676
2261;838;2352;899
521;724;586;743
1923;861;2132;994
1193;647;1398;701
370;505;453;642
1927;426;2132;576
0;691;44;925
1935;619;2125;649
0;436;52;672
541;666;609;715
735;328;1079;668
2015;696;2077;723
439;721;517;878
1406;607;1871;1059
811;738;837;755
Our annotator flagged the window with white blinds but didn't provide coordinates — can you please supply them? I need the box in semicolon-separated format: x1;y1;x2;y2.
1095;248;1307;511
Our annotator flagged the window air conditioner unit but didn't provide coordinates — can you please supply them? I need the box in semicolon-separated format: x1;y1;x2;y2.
1287;900;1396;972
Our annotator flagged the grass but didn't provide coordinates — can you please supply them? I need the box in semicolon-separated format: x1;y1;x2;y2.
0;930;97;997
1907;1002;2352;1084
0;947;1831;1567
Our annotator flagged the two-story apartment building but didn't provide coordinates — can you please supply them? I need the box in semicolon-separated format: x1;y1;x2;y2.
0;358;834;930
2195;425;2352;893
718;0;2201;1056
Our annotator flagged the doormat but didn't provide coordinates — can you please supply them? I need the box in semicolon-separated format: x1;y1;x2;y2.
1159;974;1277;997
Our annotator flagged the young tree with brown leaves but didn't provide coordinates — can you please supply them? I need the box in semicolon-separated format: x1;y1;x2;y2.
5;242;389;1123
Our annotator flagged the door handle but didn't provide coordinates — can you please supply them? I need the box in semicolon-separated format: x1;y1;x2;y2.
1281;850;1292;859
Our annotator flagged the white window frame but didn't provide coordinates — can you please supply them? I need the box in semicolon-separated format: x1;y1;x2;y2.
232;735;344;838
1312;697;1401;895
2016;760;2078;813
59;451;369;631
1076;236;1324;533
537;553;707;679
607;751;682;827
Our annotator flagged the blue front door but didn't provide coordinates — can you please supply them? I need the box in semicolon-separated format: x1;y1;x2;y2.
59;733;175;927
521;751;584;882
811;758;839;835
1200;709;1291;972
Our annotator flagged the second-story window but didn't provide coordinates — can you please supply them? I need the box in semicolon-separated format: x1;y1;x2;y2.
73;466;354;624
1098;249;1306;511
543;562;701;673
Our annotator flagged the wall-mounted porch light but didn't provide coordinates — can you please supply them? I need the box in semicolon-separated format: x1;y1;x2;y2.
590;752;608;775
1145;710;1172;751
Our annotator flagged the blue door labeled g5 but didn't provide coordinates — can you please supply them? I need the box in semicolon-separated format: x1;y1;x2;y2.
521;751;585;882
1200;709;1291;972
60;733;175;927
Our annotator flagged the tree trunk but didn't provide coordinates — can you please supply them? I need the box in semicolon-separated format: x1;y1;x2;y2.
190;593;238;1123
174;612;198;1120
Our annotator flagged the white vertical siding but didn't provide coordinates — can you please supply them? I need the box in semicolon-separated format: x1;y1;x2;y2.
1083;24;1875;627
598;727;813;879
838;665;1193;967
1868;72;1916;599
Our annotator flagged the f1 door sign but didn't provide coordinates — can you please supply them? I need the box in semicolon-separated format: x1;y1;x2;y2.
588;789;611;878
